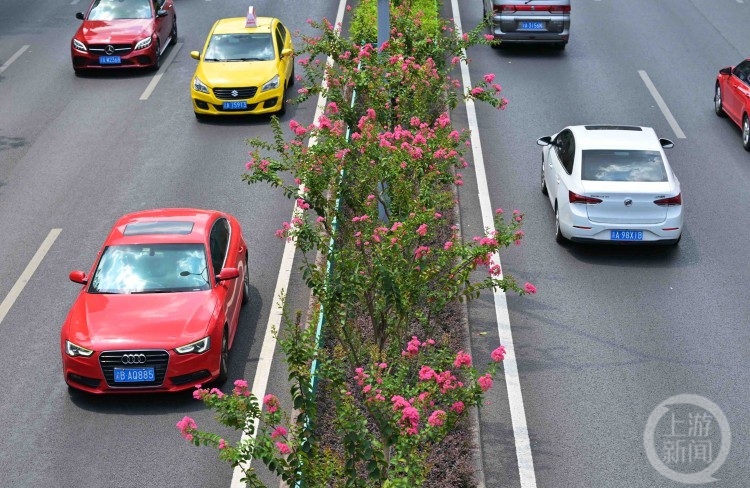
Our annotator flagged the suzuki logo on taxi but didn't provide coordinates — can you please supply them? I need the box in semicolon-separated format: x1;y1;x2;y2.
624;198;633;207
231;90;239;97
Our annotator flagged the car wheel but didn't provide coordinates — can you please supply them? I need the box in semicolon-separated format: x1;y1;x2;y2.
289;63;295;87
743;115;750;151
555;42;567;50
170;18;178;46
194;112;207;121
541;161;548;195
241;259;250;306
216;331;229;385
555;204;566;244
277;94;287;116
152;40;161;71
714;83;725;117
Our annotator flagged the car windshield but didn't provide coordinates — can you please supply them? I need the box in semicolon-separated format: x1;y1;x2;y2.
88;243;210;294
204;33;274;61
87;0;152;20
581;149;668;182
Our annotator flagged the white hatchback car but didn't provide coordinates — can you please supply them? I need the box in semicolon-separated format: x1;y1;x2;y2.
537;125;683;245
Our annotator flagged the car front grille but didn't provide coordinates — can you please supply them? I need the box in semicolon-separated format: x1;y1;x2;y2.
88;44;133;55
99;349;169;387
213;87;258;100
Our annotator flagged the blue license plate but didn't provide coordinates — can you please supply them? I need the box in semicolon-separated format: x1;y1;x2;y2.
610;230;643;241
519;21;545;31
99;55;121;65
223;101;248;110
114;367;155;383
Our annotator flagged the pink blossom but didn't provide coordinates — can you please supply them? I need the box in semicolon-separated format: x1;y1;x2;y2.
414;245;430;259
491;345;507;362
470;87;484;96
271;426;288;439
416;224;428;236
276;442;291;455
524;282;537;294
451;401;465;414
444;241;453;251
453;351;472;368
176;416;197;440
478;373;493;392
209;388;224;399
402;336;421;357
428;410;447;427
218;439;228;450
483;73;496;84
391;395;411;411
419;365;436;381
264;394;280;413
326;101;339;114
484;34;494;41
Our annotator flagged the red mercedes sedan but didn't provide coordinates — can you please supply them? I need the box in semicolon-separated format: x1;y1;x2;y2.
71;0;177;74
715;58;750;150
61;209;249;394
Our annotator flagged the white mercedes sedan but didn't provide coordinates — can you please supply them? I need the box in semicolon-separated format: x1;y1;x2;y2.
537;125;683;245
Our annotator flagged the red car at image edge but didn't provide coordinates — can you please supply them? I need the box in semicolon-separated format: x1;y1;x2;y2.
61;208;249;394
714;58;750;151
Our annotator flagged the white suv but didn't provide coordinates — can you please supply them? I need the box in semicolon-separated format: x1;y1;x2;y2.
483;0;570;50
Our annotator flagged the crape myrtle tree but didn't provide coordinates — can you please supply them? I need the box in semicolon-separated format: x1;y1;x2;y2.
178;4;536;487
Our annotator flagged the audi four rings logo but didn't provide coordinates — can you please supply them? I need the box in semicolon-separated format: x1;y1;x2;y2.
624;198;633;207
105;45;115;55
231;89;239;97
121;353;147;364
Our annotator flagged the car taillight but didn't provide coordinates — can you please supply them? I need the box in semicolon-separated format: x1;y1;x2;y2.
495;4;570;13
569;191;602;204
654;193;682;206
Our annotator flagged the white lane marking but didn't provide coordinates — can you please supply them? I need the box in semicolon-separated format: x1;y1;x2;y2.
639;70;686;139
0;229;62;325
139;42;183;100
0;45;30;75
228;0;348;485
451;1;538;487
70;0;80;5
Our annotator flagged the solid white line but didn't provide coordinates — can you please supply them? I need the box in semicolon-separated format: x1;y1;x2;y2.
450;1;538;487
638;70;686;139
0;229;62;325
228;0;348;485
0;45;30;75
139;42;183;100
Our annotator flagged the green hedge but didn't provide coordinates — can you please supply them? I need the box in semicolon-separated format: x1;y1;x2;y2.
350;0;439;45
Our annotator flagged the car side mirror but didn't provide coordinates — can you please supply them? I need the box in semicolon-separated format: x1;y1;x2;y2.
157;9;168;17
536;136;552;146
281;48;293;58
190;51;200;60
69;270;88;285
75;12;84;20
720;66;732;75
660;138;674;149
216;268;239;282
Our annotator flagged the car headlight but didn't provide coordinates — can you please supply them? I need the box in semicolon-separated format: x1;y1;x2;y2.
72;39;87;52
175;336;211;354
193;76;209;94
66;340;94;357
261;75;280;92
134;36;153;51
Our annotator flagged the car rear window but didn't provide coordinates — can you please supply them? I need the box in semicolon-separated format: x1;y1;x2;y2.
581;150;668;182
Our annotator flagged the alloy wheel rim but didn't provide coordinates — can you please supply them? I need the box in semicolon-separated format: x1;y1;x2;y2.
744;119;749;144
221;335;228;372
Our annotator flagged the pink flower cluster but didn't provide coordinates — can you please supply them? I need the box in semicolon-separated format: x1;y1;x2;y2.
176;416;197;441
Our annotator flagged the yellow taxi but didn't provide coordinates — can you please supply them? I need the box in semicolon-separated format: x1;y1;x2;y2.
190;10;294;118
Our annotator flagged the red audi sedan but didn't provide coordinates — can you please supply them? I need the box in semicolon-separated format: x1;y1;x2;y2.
715;58;750;150
71;0;177;74
61;209;249;394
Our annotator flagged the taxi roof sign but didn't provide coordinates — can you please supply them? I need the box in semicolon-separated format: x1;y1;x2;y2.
245;6;257;28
